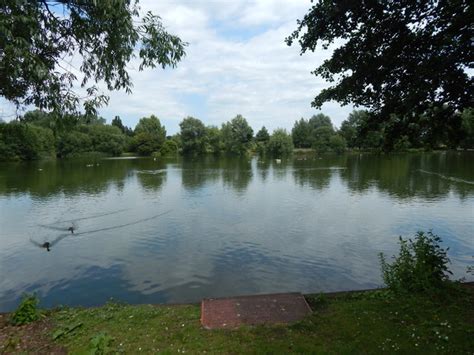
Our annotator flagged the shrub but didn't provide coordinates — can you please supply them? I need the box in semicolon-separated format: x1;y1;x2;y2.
379;231;452;294
89;332;114;354
10;294;40;325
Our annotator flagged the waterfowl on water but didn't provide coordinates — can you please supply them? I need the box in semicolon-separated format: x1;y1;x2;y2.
68;226;75;234
30;234;68;252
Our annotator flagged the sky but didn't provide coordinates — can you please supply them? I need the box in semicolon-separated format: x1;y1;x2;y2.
0;0;355;134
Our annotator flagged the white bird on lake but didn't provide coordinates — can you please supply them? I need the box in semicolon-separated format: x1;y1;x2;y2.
275;159;282;164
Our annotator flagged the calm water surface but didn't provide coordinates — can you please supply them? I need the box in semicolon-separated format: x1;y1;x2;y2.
0;152;473;311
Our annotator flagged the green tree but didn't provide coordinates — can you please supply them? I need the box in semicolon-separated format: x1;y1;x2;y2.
221;115;254;155
328;134;347;154
134;115;165;137
169;133;182;151
1;1;186;115
340;110;386;150
57;131;92;158
112;116;125;132
112;116;133;137
179;117;207;154
206;126;222;153
460;108;474;149
255;126;270;143
78;125;125;156
131;132;161;156
21;110;82;136
255;126;270;154
308;114;333;132
0;122;55;160
287;2;472;146
312;125;335;153
160;139;179;156
291;118;311;148
267;129;294;157
132;115;166;156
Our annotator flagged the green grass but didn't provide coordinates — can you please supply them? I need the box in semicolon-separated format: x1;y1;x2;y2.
49;288;474;354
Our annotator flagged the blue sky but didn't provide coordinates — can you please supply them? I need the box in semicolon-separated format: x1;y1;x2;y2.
0;0;354;134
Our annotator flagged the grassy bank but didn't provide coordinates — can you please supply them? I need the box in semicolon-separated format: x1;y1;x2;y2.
1;286;473;354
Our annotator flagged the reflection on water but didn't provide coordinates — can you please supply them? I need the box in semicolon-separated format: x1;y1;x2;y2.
0;152;473;311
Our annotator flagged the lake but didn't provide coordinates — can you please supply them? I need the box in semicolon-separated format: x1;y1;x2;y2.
0;152;473;311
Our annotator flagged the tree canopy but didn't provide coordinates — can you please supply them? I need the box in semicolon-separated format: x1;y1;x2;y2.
221;115;254;155
0;0;186;115
287;1;473;145
180;116;207;154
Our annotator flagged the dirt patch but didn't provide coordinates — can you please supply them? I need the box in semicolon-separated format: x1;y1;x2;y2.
0;313;66;354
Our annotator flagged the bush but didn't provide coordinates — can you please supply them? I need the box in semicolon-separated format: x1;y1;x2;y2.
379;231;452;294
89;332;114;354
10;294;40;325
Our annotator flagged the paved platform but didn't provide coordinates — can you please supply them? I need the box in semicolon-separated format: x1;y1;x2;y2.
201;292;312;329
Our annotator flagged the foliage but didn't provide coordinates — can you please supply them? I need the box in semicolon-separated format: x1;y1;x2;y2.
287;1;472;145
1;1;186;115
55;123;125;158
134;115;166;138
131;132;161;156
10;294;40;325
111;116;133;136
221;115;254;155
292;114;337;151
78;125;126;156
291;118;312;148
88;333;114;355
328;134;347;154
308;114;332;132
180;117;208;154
255;126;270;143
0;121;55;160
460;108;474;149
131;115;166;156
160;139;178;156
206;126;223;153
169;133;182;150
312;126;334;153
56;130;92;158
266;129;294;157
379;231;452;294
393;135;411;152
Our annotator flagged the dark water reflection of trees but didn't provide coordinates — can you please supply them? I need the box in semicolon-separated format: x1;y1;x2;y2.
0;152;472;200
340;152;473;200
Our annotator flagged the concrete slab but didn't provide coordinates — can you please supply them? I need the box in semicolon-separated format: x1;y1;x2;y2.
201;292;312;329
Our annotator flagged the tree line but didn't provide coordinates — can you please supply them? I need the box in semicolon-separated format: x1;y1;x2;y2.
1;108;473;161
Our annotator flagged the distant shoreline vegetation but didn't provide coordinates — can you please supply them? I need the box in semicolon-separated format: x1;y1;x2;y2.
0;109;473;161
